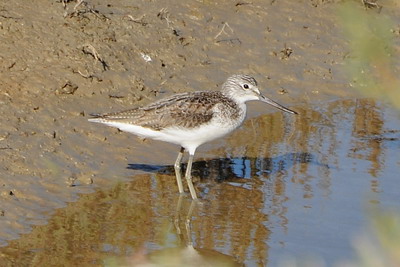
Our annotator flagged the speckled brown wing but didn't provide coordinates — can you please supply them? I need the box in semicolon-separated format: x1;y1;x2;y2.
90;91;225;130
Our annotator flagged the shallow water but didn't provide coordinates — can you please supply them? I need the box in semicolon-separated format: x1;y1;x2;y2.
1;98;399;266
2;0;400;265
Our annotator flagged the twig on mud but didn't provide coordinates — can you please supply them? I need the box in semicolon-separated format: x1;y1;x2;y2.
56;81;78;95
235;2;252;6
108;94;125;99
83;44;101;61
214;22;234;40
82;44;109;71
216;38;242;45
361;0;381;10
77;70;91;78
74;0;85;11
60;0;74;9
215;22;239;44
126;14;148;26
0;9;22;20
75;69;102;82
157;8;172;28
64;0;109;20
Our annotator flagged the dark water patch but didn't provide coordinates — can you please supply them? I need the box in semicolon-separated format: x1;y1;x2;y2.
127;152;329;182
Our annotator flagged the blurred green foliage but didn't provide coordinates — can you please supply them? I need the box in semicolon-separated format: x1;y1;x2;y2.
349;211;400;267
338;1;400;109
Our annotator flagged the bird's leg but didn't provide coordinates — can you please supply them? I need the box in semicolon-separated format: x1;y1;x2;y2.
174;147;185;194
185;154;198;200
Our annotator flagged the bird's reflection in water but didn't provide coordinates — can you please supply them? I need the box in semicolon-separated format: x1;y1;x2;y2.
127;196;243;267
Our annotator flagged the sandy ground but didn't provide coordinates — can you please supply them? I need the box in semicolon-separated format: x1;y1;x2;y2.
0;0;399;255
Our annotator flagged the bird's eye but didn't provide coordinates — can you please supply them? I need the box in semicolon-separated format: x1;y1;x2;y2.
243;84;249;89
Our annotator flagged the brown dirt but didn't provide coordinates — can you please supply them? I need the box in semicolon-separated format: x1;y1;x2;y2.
0;0;399;252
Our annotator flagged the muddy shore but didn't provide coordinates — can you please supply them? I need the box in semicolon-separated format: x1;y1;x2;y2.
1;0;399;265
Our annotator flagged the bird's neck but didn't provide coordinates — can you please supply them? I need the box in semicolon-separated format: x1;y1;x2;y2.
217;92;247;123
221;86;240;102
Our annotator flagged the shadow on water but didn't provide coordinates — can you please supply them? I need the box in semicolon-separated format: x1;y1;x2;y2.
127;152;331;182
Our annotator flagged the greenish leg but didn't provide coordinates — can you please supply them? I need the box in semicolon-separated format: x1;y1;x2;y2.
174;147;185;194
185;154;198;200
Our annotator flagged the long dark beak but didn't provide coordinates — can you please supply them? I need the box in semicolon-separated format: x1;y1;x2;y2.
259;95;298;115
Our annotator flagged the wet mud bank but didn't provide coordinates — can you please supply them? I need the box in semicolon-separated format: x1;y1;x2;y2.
1;0;400;265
